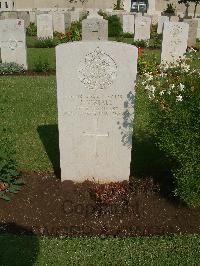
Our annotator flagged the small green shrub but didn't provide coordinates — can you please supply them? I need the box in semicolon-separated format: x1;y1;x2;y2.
123;32;134;38
34;57;50;72
26;22;37;36
35;38;59;48
132;39;147;48
108;15;122;37
137;57;200;207
70;21;82;41
0;133;23;201
162;3;176;15
0;63;25;75
113;0;124;10
98;9;109;20
148;26;162;49
137;53;159;75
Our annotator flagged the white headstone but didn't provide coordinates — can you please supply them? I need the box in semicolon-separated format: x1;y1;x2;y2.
82;18;108;41
53;12;65;34
147;0;156;14
70;10;80;23
183;19;198;47
29;11;36;24
17;11;30;28
161;22;189;65
157;16;169;34
37;14;53;39
123;14;135;34
56;42;138;182
150;14;159;25
65;10;80;30
123;0;131;12
134;16;151;41
195;18;200;39
170;16;179;22
0;19;27;69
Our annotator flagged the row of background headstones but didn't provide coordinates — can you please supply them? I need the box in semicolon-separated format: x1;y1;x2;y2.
0;11;199;70
35;12;200;45
1;10;200;38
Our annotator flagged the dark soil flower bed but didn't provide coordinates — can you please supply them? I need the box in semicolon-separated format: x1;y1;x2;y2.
0;171;200;237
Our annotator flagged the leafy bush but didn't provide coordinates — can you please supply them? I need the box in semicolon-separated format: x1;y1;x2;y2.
0;63;25;75
35;38;59;48
113;0;124;10
26;22;37;36
148;26;162;49
132;39;147;48
123;32;134;38
70;21;82;41
137;56;200;207
162;3;176;15
0;134;23;201
137;53;159;75
108;15;122;37
54;22;82;42
34;57;50;72
98;9;109;20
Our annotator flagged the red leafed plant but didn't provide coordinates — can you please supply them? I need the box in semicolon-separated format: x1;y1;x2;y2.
91;181;129;205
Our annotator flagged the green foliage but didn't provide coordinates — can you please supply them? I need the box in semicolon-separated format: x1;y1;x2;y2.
132;39;147;48
35;38;59;48
26;22;37;36
163;3;176;15
0;63;25;75
98;9;109;19
54;21;82;43
70;21;82;41
0;132;23;201
137;52;159;75
137;58;200;206
113;0;124;10
148;26;162;49
122;32;134;38
34;57;50;72
108;15;122;37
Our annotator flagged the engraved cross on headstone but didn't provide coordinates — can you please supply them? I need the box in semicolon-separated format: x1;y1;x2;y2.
83;116;109;157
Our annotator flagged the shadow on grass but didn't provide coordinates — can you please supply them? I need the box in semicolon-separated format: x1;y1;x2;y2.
37;124;60;178
0;223;39;266
130;134;175;200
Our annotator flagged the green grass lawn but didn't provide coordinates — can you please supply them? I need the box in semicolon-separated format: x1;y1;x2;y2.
0;75;167;176
28;48;56;70
1;234;200;265
1;76;57;170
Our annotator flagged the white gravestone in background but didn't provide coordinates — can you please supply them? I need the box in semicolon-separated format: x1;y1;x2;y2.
157;16;169;34
65;10;80;29
123;14;135;34
29;12;36;24
56;42;138;182
150;14;159;25
37;14;53;39
161;22;189;65
183;19;198;47
170;16;179;22
134;16;151;41
0;19;27;69
195;18;200;39
53;12;65;33
82;18;108;41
